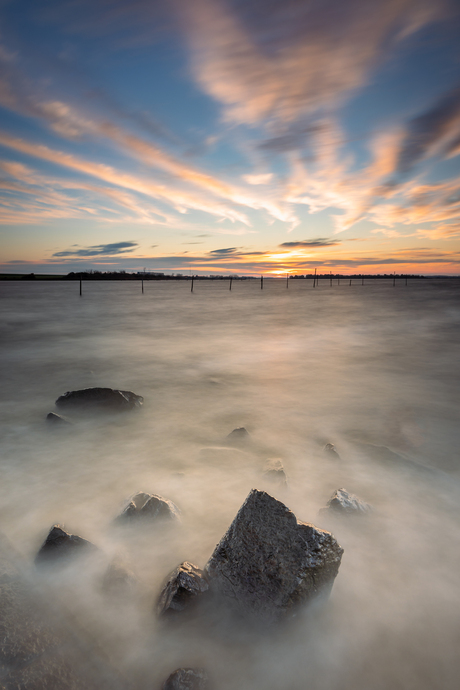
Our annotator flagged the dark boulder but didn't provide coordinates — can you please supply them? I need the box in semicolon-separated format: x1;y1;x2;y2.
205;489;343;625
323;443;341;460
162;668;208;690
117;492;180;524
35;525;96;566
46;412;72;425
157;562;209;618
55;387;143;413
322;488;372;515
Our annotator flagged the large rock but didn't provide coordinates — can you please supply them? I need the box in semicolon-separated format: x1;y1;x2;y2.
35;525;96;566
262;458;287;487
55;387;143;413
225;427;250;445
117;492;180;524
205;489;343;625
162;668;208;690
157;562;209;618
323;488;372;515
46;412;72;425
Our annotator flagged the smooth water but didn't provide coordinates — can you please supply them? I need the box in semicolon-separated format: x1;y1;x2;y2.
1;278;459;689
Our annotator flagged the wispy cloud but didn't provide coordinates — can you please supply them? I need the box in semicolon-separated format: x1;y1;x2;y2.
53;241;138;257
280;238;340;248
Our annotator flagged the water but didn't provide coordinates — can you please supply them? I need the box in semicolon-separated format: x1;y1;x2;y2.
1;278;459;689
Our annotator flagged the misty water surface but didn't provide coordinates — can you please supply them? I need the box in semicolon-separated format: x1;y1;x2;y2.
1;278;459;689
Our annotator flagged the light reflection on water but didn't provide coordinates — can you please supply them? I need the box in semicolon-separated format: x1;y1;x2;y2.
0;279;459;689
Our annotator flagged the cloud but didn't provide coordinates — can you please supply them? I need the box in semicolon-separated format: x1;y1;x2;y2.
53;241;138;257
181;0;442;125
279;238;340;248
396;84;460;174
242;173;273;185
208;247;240;255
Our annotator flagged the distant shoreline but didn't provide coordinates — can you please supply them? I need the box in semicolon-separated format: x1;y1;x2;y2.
1;272;459;281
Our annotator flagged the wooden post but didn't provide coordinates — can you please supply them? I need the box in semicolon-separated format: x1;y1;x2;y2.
330;273;332;287
349;278;352;286
191;277;194;292
313;268;317;288
229;277;233;291
141;279;144;294
79;276;82;296
286;273;289;288
261;276;264;290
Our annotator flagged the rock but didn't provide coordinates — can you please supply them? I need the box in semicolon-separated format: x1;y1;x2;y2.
162;668;208;690
117;492;180;523
205;489;343;625
262;459;287;487
225;427;250;444
157;562;209;618
55;387;143;413
323;443;341;460
35;525;96;566
323;488;372;515
102;558;138;596
46;412;72;425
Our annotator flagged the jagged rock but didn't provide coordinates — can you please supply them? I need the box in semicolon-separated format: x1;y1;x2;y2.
225;427;250;444
35;525;96;566
117;492;180;523
323;488;372;515
323;443;341;460
55;387;143;413
157;562;209;617
205;489;343;625
162;668;208;690
262;459;287;486
46;412;72;425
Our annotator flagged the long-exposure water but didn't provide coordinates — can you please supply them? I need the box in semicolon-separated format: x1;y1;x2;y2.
1;278;459;689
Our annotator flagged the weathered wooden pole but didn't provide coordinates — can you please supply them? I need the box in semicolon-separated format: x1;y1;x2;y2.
349;278;352;286
229;277;233;291
286;273;289;288
191;277;194;292
261;276;264;290
141;279;144;294
313;267;317;288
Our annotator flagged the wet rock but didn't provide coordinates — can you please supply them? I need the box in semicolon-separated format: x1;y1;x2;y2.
205;489;343;625
162;668;208;690
225;427;250;444
262;458;287;487
323;488;372;515
35;525;96;566
55;387;143;413
117;492;180;524
323;443;341;460
157;562;209;618
46;412;72;425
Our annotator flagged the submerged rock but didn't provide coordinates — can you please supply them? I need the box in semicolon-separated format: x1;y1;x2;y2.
323;443;341;460
262;458;287;487
323;488;372;515
35;525;96;566
157;562;209;618
55;387;143;413
46;412;72;425
117;492;180;524
225;427;250;444
102;558;138;596
205;489;343;625
162;668;208;690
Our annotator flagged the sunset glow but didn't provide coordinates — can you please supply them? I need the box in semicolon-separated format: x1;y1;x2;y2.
1;1;460;275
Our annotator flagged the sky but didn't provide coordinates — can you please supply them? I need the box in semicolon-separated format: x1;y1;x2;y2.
1;0;460;275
